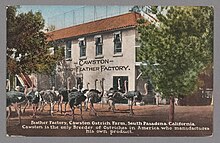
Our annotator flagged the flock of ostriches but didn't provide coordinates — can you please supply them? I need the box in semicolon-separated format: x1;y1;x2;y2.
6;78;147;125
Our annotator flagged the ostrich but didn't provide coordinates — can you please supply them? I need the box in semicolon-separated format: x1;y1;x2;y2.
123;80;146;115
6;85;29;125
38;87;60;116
23;87;40;118
68;86;87;120
58;86;69;114
7;91;26;125
86;78;105;116
110;80;147;115
107;78;125;112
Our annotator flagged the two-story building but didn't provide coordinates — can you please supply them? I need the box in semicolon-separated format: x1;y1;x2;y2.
46;12;153;93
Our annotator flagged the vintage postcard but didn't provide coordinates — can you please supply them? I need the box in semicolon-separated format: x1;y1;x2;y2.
6;5;213;137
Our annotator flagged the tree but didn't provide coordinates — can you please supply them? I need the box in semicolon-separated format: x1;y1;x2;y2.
137;6;213;122
6;6;63;88
46;24;56;31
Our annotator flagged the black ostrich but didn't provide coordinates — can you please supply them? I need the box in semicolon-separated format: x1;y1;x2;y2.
107;78;125;113
123;81;147;115
110;80;147;115
6;86;29;125
58;86;69;114
86;78;104;116
68;87;87;120
23;87;40;118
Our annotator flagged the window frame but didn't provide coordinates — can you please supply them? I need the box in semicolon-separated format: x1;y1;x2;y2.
113;31;122;55
94;35;103;57
65;40;72;60
78;38;86;58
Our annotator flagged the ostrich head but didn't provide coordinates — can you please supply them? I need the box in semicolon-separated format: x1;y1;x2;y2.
87;82;90;89
52;86;55;91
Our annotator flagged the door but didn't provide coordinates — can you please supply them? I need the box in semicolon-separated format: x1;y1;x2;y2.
113;76;128;92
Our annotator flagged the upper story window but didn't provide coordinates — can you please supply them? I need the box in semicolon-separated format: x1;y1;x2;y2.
95;35;103;56
113;31;122;54
79;38;86;57
65;41;72;60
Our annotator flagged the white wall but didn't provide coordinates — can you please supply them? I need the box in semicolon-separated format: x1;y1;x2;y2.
67;28;136;91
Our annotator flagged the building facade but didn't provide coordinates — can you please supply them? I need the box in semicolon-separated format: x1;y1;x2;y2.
46;12;151;93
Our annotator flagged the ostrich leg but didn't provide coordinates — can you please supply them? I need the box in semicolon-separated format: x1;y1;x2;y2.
32;104;37;118
71;107;75;121
6;106;11;120
128;99;134;115
84;98;89;111
50;102;54;116
22;102;28;113
58;96;63;113
108;99;115;113
64;102;68;115
18;107;22;125
80;103;83;120
16;103;22;125
89;102;97;116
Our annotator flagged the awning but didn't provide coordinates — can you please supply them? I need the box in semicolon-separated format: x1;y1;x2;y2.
17;73;35;88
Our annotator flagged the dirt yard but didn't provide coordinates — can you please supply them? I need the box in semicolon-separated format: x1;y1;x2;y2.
6;103;213;137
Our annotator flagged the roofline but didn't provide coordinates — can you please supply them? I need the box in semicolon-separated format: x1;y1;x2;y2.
47;12;138;34
46;12;142;42
49;25;137;42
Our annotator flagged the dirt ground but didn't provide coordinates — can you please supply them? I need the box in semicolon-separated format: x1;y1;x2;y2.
6;103;213;137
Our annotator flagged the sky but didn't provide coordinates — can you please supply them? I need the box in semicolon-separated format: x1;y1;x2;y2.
17;5;133;30
17;5;84;26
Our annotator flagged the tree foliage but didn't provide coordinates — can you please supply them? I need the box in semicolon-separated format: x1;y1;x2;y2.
137;6;213;98
7;6;63;76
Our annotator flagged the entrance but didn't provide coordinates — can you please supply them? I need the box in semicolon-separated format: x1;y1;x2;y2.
113;76;128;92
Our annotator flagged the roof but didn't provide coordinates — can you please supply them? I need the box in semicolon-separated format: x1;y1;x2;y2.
47;12;142;41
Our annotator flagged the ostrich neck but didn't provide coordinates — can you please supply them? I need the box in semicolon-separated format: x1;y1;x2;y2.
144;83;148;95
118;79;121;90
99;80;104;97
124;81;128;93
95;80;97;90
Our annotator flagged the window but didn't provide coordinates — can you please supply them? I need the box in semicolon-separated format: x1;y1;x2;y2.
113;32;122;54
79;38;86;57
65;41;71;59
95;35;103;56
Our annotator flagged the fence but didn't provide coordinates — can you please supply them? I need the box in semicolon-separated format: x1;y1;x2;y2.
47;6;133;30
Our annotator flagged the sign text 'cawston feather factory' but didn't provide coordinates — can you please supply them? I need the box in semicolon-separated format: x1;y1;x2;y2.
77;59;130;72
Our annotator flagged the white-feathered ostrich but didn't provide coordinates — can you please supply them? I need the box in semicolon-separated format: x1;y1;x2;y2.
38;87;60;116
85;78;104;116
68;86;87;120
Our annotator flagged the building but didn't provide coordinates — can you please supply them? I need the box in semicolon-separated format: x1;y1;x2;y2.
46;12;155;94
